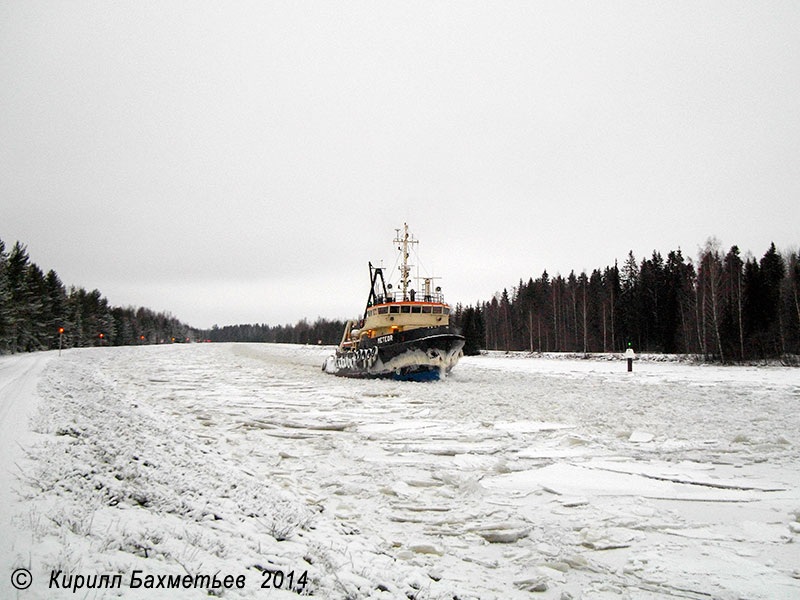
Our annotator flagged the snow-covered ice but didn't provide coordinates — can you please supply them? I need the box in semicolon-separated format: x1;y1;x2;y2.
1;344;799;598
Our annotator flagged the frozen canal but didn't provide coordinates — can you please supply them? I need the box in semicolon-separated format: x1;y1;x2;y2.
2;343;800;598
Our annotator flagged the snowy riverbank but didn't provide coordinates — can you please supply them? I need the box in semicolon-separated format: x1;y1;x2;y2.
2;344;799;598
482;349;800;366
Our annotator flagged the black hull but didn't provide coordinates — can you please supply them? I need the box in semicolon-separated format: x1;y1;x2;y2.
323;326;464;381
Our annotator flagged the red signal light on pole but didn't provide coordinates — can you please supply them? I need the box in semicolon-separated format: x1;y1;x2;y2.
59;327;64;334
99;333;104;339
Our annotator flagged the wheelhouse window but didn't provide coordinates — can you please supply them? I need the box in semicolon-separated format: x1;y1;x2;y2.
378;307;388;314
411;306;421;313
400;305;411;314
421;305;432;313
389;306;399;314
432;306;443;314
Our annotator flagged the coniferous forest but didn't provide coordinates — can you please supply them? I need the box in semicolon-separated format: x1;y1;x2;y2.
203;320;348;346
0;238;194;352
3;235;798;362
454;239;800;362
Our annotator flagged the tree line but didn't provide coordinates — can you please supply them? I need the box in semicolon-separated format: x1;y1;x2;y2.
202;318;348;346
0;238;195;353
5;234;797;361
455;239;800;361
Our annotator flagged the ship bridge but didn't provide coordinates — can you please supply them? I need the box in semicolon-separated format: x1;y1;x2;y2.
362;298;451;338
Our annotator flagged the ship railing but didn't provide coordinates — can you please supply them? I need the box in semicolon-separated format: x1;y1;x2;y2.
370;291;446;306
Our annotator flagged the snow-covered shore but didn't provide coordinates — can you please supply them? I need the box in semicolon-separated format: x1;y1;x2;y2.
2;344;799;598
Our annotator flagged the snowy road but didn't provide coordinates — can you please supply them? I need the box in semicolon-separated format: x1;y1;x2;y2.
2;344;800;599
0;351;54;574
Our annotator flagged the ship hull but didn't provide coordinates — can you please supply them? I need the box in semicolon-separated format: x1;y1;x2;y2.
323;326;464;381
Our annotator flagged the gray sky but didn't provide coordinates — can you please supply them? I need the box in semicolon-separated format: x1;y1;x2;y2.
2;1;798;329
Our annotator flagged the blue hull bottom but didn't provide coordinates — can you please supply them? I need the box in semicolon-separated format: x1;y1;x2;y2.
393;368;441;382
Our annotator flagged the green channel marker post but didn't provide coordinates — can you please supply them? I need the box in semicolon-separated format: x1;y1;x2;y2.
624;342;635;372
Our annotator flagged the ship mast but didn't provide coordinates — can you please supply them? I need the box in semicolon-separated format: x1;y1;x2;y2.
393;223;418;301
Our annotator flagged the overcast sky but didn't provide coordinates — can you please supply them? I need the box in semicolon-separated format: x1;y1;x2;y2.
2;1;798;329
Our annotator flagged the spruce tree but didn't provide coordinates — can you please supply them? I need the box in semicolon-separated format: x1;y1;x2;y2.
759;243;786;355
619;251;640;350
44;270;68;349
6;242;32;352
0;239;10;352
722;246;745;360
460;305;484;355
24;264;48;351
